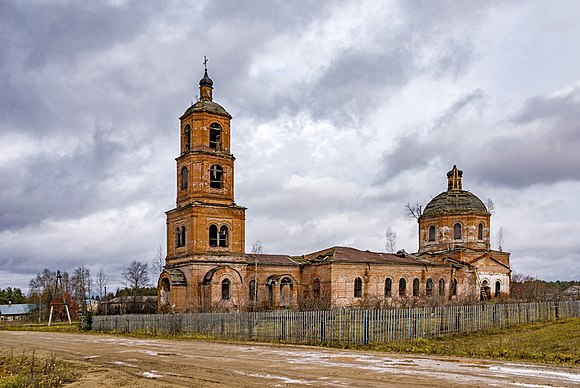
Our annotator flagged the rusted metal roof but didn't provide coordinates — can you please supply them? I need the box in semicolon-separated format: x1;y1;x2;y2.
181;100;231;119
304;246;436;266
421;189;489;219
246;254;301;266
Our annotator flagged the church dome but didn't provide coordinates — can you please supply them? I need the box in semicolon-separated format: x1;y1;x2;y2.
199;69;213;87
181;99;231;119
421;165;489;219
422;190;488;218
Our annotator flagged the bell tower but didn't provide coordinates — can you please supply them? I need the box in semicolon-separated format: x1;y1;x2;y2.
165;64;246;265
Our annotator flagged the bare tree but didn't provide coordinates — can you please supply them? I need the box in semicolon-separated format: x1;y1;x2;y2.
385;227;397;253
122;261;150;298
251;240;265;254
151;245;165;279
404;202;423;221
485;198;496;214
71;265;91;313
94;269;108;299
496;226;504;252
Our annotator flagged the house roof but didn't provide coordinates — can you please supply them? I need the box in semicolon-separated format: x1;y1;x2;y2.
304;246;435;266
0;304;35;315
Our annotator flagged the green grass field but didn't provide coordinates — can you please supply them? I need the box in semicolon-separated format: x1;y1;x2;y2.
366;318;580;365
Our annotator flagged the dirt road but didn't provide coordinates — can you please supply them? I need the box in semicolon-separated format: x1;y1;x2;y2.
1;331;579;387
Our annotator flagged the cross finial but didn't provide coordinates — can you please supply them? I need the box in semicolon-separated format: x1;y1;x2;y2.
203;56;208;71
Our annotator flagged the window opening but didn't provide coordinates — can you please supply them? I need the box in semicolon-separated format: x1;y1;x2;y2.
399;278;406;297
384;278;392;298
209;123;222;150
354;277;362;298
478;223;484;240
450;278;457;297
219;225;229;247
180;166;188;190
180;226;186;247
249;280;256;301
210;164;224;189
221;278;230;300
413;278;420;297
426;278;433;296
280;277;293;306
438;278;445;297
313;278;321;298
428;225;435;242
175;227;181;248
453;223;462;240
184;125;191;152
209;224;218;247
494;281;501;298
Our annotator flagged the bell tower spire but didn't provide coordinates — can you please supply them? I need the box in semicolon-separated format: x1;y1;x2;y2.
199;56;213;101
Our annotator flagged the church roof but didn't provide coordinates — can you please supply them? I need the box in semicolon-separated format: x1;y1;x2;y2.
304;246;435;266
181;99;231;119
421;165;489;219
422;190;489;218
246;254;301;266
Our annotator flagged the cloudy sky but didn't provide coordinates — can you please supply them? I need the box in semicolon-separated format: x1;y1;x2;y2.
1;0;579;292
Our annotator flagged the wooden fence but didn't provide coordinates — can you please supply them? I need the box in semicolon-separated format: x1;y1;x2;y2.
91;300;580;345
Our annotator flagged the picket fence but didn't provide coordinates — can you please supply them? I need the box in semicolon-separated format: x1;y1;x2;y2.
92;300;580;345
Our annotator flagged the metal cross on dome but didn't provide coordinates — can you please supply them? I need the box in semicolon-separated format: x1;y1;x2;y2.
203;56;208;71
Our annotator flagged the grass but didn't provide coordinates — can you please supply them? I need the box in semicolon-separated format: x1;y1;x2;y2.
0;349;80;388
0;322;79;334
364;318;580;366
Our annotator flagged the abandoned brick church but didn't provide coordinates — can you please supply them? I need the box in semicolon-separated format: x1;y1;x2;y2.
157;69;511;312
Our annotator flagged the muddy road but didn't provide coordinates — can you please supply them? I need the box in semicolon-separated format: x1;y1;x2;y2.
1;331;579;387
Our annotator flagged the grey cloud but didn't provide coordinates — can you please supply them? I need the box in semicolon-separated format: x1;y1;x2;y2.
375;89;484;183
469;89;580;187
0;1;161;69
0;126;128;231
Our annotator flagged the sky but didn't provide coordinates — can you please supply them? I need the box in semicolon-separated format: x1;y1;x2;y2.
1;0;579;293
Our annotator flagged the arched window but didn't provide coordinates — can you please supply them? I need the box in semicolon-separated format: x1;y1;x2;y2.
478;223;484;240
438;278;445;297
249;280;256;301
494;281;501;297
175;227;181;248
221;278;230;300
453;223;462;240
184;125;191;152
180;166;188;190
413;278;420;297
428;225;436;242
399;278;406;297
280;277;293;306
354;277;362;298
426;278;433;296
180;226;186;247
209;224;218;247
450;278;457;297
384;278;392;297
209;123;222;150
313;278;321;298
210;164;224;189
219;225;229;247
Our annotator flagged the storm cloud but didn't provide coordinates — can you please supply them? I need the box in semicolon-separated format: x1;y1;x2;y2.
1;0;579;290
